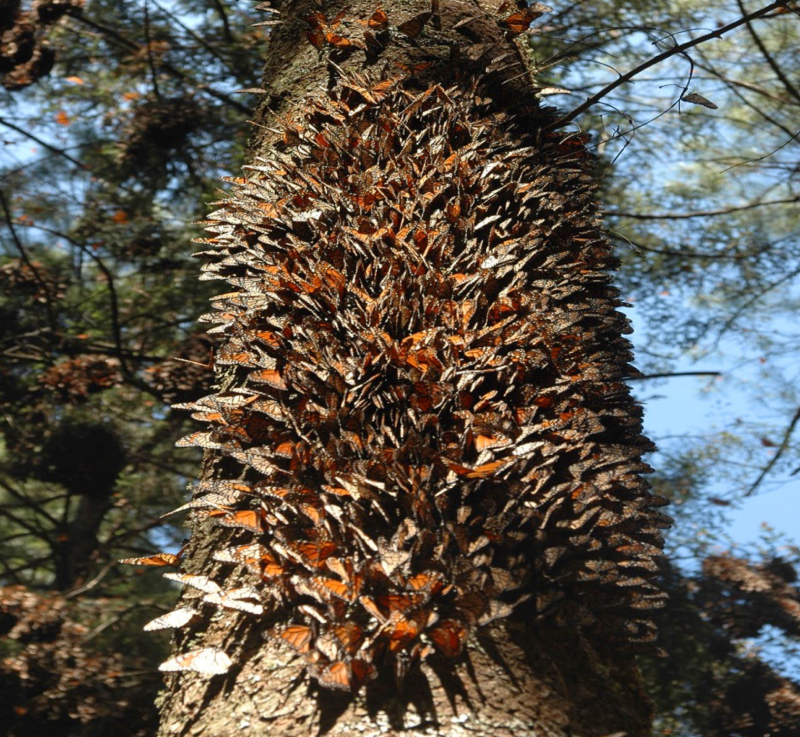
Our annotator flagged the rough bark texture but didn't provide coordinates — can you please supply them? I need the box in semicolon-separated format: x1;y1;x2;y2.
154;0;663;734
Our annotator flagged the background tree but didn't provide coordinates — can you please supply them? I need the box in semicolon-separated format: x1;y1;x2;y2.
1;1;799;736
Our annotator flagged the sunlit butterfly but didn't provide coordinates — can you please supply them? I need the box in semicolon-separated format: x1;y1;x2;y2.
143;607;197;632
274;624;315;654
204;587;264;615
120;552;180;567
159;647;232;676
250;368;288;389
175;431;230;450
215;508;265;533
163;572;222;596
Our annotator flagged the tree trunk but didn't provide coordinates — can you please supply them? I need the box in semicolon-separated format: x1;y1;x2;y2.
154;1;666;734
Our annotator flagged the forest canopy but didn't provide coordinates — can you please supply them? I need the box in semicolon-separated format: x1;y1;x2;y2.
1;1;799;735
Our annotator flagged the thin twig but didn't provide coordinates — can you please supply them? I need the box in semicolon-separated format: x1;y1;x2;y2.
607;196;800;220
738;0;800;105
0;115;87;170
548;0;791;129
632;371;722;380
745;405;800;497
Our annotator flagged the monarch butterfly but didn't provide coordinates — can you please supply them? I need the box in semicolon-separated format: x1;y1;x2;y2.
306;29;326;48
681;92;718;109
309;577;351;601
163;572;221;596
473;433;510;451
378;548;411;576
250;369;288;389
215;344;258;367
325;33;361;49
365;7;388;29
175;431;229;450
299;503;325;526
232;448;279;475
280;539;338;569
312;659;375;690
406;570;443;595
477;599;514;626
159;647;232;676
274;624;314;654
204;591;264;615
143;607;197;631
120;552;180;567
426;619;466;658
397;11;431;38
331;622;365;657
454;591;487;624
374;593;425;618
216;509;264;533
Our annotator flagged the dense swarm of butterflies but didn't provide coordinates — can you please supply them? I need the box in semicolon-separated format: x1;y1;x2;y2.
123;6;671;692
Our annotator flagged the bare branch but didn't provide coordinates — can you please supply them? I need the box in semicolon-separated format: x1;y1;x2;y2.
738;0;800;106
549;0;792;130
0;115;88;170
745;405;800;497
632;371;722;380
607;197;800;221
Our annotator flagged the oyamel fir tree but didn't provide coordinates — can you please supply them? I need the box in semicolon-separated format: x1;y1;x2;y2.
144;1;671;735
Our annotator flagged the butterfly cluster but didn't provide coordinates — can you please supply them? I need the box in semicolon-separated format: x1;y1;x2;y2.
1;0;84;90
128;52;670;690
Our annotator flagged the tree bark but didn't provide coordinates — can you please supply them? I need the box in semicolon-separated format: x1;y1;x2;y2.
154;0;661;734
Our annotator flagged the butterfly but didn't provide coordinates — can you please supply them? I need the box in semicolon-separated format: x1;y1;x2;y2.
406;570;444;596
273;624;314;654
175;431;230;450
397;11;431;38
367;7;388;29
454;591;487;624
331;622;365;657
374;593;426;619
159;648;232;676
214;508;265;533
163;572;222;596
143;607;197;631
311;574;363;602
681;92;718;109
426;619;467;658
120;552;181;567
386;616;423;652
311;659;375;690
275;539;338;570
250;368;288;389
203;587;264;615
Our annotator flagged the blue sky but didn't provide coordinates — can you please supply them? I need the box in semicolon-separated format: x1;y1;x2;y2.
628;307;800;551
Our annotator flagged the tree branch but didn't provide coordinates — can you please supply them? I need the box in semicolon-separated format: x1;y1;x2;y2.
0;115;88;170
738;0;800;106
548;0;791;130
607;196;800;220
632;371;722;380
70;14;250;114
745;405;800;497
